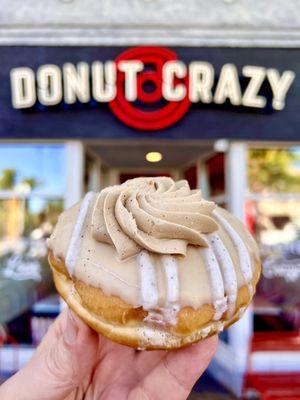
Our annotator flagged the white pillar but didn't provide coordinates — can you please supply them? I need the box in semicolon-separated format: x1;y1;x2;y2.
225;141;252;394
196;159;210;198
225;142;247;220
107;168;119;186
88;158;101;192
65;141;84;208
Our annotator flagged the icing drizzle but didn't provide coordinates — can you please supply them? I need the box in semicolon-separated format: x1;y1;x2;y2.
206;232;237;318
137;250;159;310
201;246;227;320
213;209;253;294
65;192;94;276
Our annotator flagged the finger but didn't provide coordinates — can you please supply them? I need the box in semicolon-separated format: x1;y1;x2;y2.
134;350;167;378
93;335;136;386
97;333;135;361
130;336;218;400
0;309;98;400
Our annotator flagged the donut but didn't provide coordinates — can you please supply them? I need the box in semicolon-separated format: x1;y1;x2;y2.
47;177;261;350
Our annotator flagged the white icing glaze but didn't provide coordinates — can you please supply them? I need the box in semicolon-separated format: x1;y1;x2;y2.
157;255;180;325
206;232;237;318
143;305;180;326
142;255;181;326
201;247;227;320
143;309;175;326
162;306;180;325
161;255;179;303
143;310;166;326
137;250;159;310
213;210;253;293
81;258;140;289
65;192;94;276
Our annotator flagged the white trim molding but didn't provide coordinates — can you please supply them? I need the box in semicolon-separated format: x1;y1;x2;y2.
1;27;300;47
1;0;300;47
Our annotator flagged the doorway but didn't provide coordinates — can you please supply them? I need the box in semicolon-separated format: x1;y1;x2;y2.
83;139;217;191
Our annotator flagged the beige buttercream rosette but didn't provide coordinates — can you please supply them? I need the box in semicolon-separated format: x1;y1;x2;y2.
92;177;218;259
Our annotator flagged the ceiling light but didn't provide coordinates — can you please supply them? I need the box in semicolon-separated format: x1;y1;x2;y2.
145;151;163;163
214;139;229;152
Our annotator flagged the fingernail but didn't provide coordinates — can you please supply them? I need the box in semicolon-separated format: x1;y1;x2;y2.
64;310;79;345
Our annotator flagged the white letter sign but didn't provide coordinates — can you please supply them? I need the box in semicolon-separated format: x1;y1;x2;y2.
214;64;242;106
189;62;214;103
267;69;295;110
10;67;36;109
162;60;187;101
63;62;90;104
92;61;116;102
118;60;144;101
242;66;266;108
37;64;62;106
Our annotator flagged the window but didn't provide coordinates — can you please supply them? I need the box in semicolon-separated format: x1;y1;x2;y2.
247;147;300;334
0;144;66;372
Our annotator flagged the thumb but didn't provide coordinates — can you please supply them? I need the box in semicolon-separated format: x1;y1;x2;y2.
131;335;218;400
0;309;98;400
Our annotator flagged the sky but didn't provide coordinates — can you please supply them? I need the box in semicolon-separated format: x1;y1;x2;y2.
0;144;66;212
0;144;66;194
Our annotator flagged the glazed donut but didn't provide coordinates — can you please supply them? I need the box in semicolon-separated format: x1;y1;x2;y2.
48;177;260;350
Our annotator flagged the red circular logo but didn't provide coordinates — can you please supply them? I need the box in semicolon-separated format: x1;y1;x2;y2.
109;46;191;131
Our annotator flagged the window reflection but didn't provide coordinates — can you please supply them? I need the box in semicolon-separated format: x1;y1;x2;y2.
246;147;300;335
0;144;66;195
248;148;300;194
0;144;65;348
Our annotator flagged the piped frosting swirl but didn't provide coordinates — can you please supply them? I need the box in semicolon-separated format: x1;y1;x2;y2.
92;177;218;260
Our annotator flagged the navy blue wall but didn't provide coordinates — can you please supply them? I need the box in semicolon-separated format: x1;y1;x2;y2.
0;46;299;141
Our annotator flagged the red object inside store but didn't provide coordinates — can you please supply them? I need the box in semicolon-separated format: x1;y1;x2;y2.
184;165;197;189
244;332;300;398
244;372;300;399
206;153;225;196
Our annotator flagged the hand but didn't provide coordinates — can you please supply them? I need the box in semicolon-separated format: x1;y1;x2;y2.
0;309;218;400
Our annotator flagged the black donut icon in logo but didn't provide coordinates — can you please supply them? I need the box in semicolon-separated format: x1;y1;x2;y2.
109;46;191;131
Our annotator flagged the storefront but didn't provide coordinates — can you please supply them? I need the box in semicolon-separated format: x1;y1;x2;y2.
0;14;300;397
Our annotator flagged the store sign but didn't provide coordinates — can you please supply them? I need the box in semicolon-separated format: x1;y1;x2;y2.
9;47;295;131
